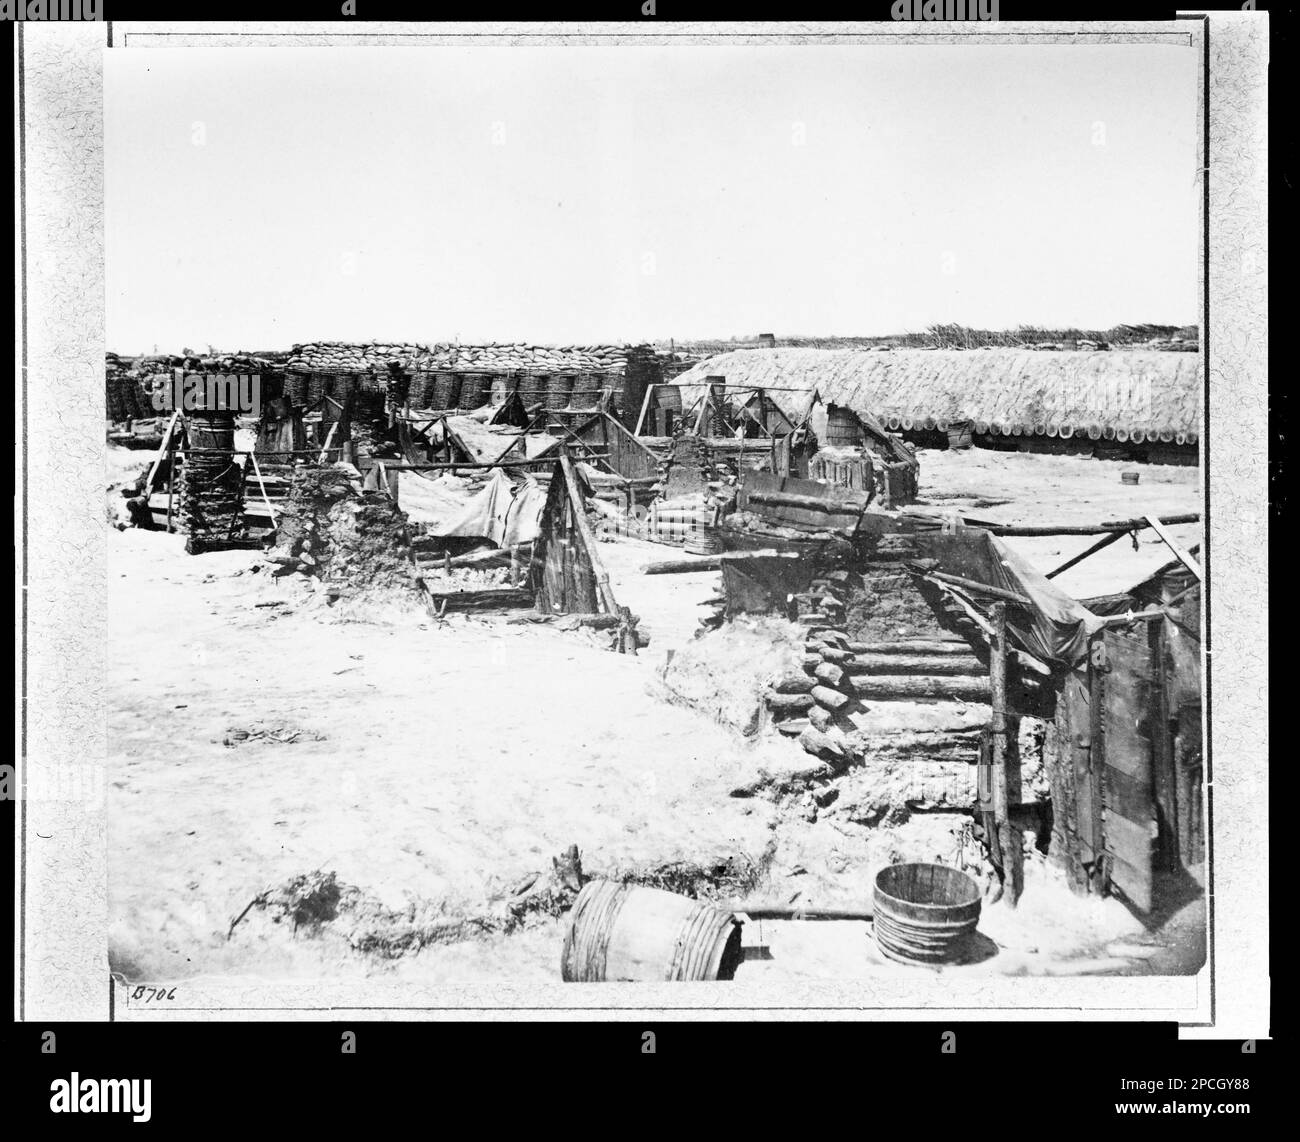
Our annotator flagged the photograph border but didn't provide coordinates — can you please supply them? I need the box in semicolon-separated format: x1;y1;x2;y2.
14;16;1267;1034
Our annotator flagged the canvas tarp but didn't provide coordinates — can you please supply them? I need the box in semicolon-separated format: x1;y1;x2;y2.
424;468;548;547
915;527;1106;670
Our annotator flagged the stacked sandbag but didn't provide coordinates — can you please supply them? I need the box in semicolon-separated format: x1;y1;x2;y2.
410;343;641;375
286;341;429;372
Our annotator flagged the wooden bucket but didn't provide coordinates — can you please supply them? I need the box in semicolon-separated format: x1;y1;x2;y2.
561;880;743;982
873;862;981;965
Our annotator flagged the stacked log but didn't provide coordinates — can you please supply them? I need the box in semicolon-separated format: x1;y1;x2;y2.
760;570;860;766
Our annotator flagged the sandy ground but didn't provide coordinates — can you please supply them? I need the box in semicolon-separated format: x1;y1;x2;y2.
106;446;1204;984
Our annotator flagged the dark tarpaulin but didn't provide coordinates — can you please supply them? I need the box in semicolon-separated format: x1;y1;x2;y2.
723;557;815;617
915;528;1105;669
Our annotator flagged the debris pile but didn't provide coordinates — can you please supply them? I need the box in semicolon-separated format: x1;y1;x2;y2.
266;467;416;597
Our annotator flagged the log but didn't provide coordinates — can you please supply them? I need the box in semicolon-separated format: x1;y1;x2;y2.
808;705;833;732
776;719;810;737
771;672;815;695
846;639;970;655
818;647;852;664
990;602;1024;907
765;691;815;712
641;550;798;575
847;675;992;702
814;662;845;688
846;653;986;677
917;570;1032;607
810;685;850;711
748;490;868;514
798;726;845;759
975;512;1200;537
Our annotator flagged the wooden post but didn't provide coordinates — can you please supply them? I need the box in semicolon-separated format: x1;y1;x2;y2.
165;442;177;533
989;602;1023;906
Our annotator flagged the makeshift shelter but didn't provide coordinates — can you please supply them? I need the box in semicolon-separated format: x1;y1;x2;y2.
1045;559;1203;912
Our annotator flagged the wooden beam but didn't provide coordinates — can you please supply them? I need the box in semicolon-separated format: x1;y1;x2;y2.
633;383;656;437
144;410;181;494
247;451;278;527
919;569;1033;607
641;550;801;575
990;602;1023;907
974;512;1200;538
558;448;620;615
1143;513;1203;579
1044;528;1128;579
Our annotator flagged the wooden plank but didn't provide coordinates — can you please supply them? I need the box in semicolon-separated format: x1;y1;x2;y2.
1097;626;1157;912
1144;513;1203;579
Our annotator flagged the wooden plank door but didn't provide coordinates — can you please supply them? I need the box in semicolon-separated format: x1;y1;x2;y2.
1093;627;1158;912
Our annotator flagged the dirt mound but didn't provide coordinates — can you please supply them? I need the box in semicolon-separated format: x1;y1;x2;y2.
266;467;419;605
660;616;805;734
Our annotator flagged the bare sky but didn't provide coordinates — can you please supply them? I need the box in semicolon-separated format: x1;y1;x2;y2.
105;43;1198;353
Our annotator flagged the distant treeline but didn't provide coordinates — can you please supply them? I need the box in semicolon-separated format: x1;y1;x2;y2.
660;323;1199;356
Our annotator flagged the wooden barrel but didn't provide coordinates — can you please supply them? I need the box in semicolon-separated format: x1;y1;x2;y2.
825;406;862;447
561;880;743;982
1058;424;1074;439
684;527;723;556
1087;424;1102;440
1102;426;1116;441
886;415;901;431
947;426;973;451
187;409;236;451
1130;428;1146;444
872;862;981;965
1115;427;1130;443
